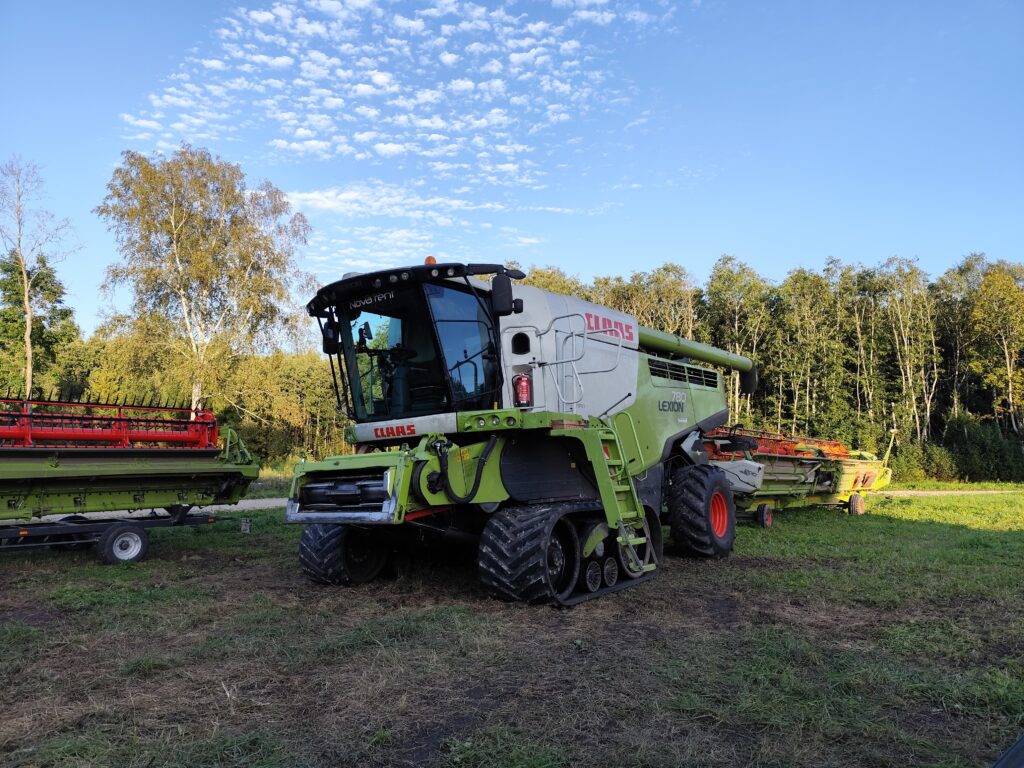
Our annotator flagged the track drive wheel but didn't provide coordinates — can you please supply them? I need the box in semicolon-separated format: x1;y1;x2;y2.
666;464;736;558
478;503;583;604
299;524;390;585
847;494;866;516
755;504;774;528
97;523;149;565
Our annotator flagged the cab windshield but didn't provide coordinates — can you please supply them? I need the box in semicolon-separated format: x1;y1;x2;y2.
338;281;500;421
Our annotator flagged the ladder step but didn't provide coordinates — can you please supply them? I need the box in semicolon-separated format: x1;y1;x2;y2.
617;535;647;547
613;483;633;492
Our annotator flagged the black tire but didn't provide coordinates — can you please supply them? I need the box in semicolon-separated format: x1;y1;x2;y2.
755;503;774;528
478;503;583;604
298;524;390;586
847;494;866;516
666;463;736;558
97;523;149;565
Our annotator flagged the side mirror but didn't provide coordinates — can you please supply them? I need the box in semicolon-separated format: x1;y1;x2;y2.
491;273;515;317
322;320;341;355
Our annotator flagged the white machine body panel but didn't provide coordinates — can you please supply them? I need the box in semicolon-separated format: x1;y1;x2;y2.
499;284;640;418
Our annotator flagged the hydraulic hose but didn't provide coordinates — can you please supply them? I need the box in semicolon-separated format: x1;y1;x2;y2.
432;434;499;504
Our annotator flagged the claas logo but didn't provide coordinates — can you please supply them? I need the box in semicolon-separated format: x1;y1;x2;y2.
372;424;417;439
585;312;635;342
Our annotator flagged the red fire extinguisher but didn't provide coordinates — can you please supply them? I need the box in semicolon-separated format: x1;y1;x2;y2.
512;372;533;408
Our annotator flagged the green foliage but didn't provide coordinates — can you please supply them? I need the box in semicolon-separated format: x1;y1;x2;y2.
0;250;78;394
942;414;1024;482
94;145;310;409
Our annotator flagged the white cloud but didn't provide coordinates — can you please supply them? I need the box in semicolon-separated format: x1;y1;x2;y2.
572;10;615;24
373;142;408;157
250;54;294;68
393;14;427;34
123;0;669;208
120;113;162;130
509;48;547;68
287;180;504;225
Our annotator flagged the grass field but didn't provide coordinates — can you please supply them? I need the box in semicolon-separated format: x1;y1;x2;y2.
1;494;1022;767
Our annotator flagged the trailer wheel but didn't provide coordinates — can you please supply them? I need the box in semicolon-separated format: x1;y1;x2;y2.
97;523;149;564
299;524;390;586
755;504;774;528
847;494;866;516
478;503;583;604
666;464;736;558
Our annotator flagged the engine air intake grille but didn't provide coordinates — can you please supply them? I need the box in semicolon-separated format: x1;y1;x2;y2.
648;358;719;388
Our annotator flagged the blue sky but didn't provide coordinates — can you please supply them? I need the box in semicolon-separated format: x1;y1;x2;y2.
2;0;1021;336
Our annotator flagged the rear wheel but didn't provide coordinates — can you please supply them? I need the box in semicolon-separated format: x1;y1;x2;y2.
666;464;736;558
847;494;866;516
755;503;774;528
299;524;390;585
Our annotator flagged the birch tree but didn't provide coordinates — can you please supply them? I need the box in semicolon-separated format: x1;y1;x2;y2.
0;157;73;395
704;255;772;421
971;264;1024;434
95;145;310;409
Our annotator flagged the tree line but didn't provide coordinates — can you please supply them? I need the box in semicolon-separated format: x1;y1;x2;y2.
1;148;1022;479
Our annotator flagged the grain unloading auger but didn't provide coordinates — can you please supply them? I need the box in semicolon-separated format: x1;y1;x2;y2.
288;262;761;605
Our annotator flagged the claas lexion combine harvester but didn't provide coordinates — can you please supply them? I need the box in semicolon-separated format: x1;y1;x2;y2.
287;262;892;605
0;394;258;563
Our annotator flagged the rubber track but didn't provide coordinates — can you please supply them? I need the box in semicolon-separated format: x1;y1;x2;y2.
665;464;732;558
480;501;611;604
299;523;349;585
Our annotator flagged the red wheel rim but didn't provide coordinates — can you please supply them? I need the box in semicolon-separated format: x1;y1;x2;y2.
710;491;728;538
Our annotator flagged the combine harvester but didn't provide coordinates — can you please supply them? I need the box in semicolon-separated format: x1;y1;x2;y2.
0;394;259;563
286;261;891;604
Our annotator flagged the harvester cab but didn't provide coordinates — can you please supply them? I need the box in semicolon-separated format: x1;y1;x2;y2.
289;262;760;605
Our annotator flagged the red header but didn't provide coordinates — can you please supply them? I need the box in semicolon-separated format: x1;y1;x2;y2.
0;397;219;450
